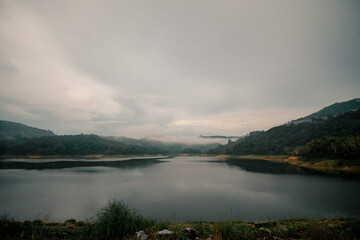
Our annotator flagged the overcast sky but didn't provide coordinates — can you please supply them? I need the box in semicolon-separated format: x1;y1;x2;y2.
0;0;359;142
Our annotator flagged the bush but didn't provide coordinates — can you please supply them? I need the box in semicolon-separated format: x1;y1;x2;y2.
302;136;360;161
93;200;155;240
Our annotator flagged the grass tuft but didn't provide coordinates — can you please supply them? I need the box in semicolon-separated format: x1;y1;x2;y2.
91;199;156;239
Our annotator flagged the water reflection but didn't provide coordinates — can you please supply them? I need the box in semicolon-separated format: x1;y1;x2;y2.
0;156;359;222
0;157;170;170
223;158;360;179
225;158;316;175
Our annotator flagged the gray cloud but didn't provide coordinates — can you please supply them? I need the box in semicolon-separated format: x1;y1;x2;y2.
0;0;359;140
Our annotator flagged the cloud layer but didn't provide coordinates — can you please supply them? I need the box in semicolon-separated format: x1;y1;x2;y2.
1;0;359;141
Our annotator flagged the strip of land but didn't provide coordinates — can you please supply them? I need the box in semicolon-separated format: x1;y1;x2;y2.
220;155;360;174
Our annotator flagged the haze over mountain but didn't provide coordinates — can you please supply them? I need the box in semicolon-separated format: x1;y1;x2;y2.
1;1;359;141
299;98;360;121
0;121;219;156
0;120;54;139
209;98;360;156
1;98;359;158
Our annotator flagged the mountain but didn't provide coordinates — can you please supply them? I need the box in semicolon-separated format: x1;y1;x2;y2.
209;99;360;157
200;135;244;139
0;120;54;140
105;136;220;154
0;121;220;156
1;134;167;156
292;98;360;124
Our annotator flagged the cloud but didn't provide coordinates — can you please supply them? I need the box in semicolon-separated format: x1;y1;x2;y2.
0;1;122;131
0;0;359;140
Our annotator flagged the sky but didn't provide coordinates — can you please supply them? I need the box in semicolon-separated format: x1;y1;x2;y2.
0;0;359;143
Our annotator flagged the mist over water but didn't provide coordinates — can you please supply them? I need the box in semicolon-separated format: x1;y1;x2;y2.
0;156;359;222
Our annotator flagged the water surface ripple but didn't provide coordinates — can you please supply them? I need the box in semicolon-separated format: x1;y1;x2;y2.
0;156;359;222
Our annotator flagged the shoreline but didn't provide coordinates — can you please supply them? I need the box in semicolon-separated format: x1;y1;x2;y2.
219;154;360;174
1;153;359;174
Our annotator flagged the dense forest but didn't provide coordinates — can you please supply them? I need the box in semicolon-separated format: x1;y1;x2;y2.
105;136;219;154
0;120;54;142
209;109;360;160
302;98;360;120
302;136;360;161
0;134;166;155
1;99;360;158
0;127;219;156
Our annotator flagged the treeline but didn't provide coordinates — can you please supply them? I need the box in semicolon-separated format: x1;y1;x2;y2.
302;136;360;160
0;134;166;155
105;136;220;154
209;109;360;160
303;98;360;120
0;134;220;156
0;120;54;140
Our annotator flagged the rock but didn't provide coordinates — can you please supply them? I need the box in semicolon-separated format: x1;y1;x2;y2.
182;227;200;240
157;229;174;236
259;227;272;235
49;231;68;239
136;230;149;240
255;221;272;228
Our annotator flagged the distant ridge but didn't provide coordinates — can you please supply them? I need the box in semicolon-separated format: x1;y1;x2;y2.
304;98;360;119
0;121;220;156
200;135;243;139
209;98;360;155
0;120;54;139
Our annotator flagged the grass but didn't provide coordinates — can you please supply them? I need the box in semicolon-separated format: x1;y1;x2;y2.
1;202;360;240
78;200;156;240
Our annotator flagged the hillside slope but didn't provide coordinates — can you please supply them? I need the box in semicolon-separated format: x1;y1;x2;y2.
0;120;54;139
1;134;166;155
303;98;360;120
209;107;360;156
0;124;219;156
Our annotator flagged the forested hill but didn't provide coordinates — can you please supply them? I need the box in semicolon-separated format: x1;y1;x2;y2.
0;120;54;139
0;123;220;155
297;98;360;121
1;134;166;155
209;108;360;156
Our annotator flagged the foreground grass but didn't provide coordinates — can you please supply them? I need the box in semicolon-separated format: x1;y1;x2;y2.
1;201;360;240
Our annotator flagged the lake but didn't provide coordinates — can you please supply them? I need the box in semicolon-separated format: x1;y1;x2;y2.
0;156;359;222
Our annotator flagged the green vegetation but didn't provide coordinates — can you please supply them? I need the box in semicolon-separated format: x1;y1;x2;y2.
86;200;156;240
209;108;360;163
106;137;220;155
0;123;220;156
303;98;360;120
0;134;166;156
0;134;219;156
2;98;360;160
200;135;243;139
226;155;360;174
302;136;360;162
208;99;360;169
0;120;54;141
1;201;360;240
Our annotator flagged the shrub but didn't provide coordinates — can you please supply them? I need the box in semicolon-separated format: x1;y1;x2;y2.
93;200;155;239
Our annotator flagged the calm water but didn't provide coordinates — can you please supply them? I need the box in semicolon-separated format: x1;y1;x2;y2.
0;156;359;222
